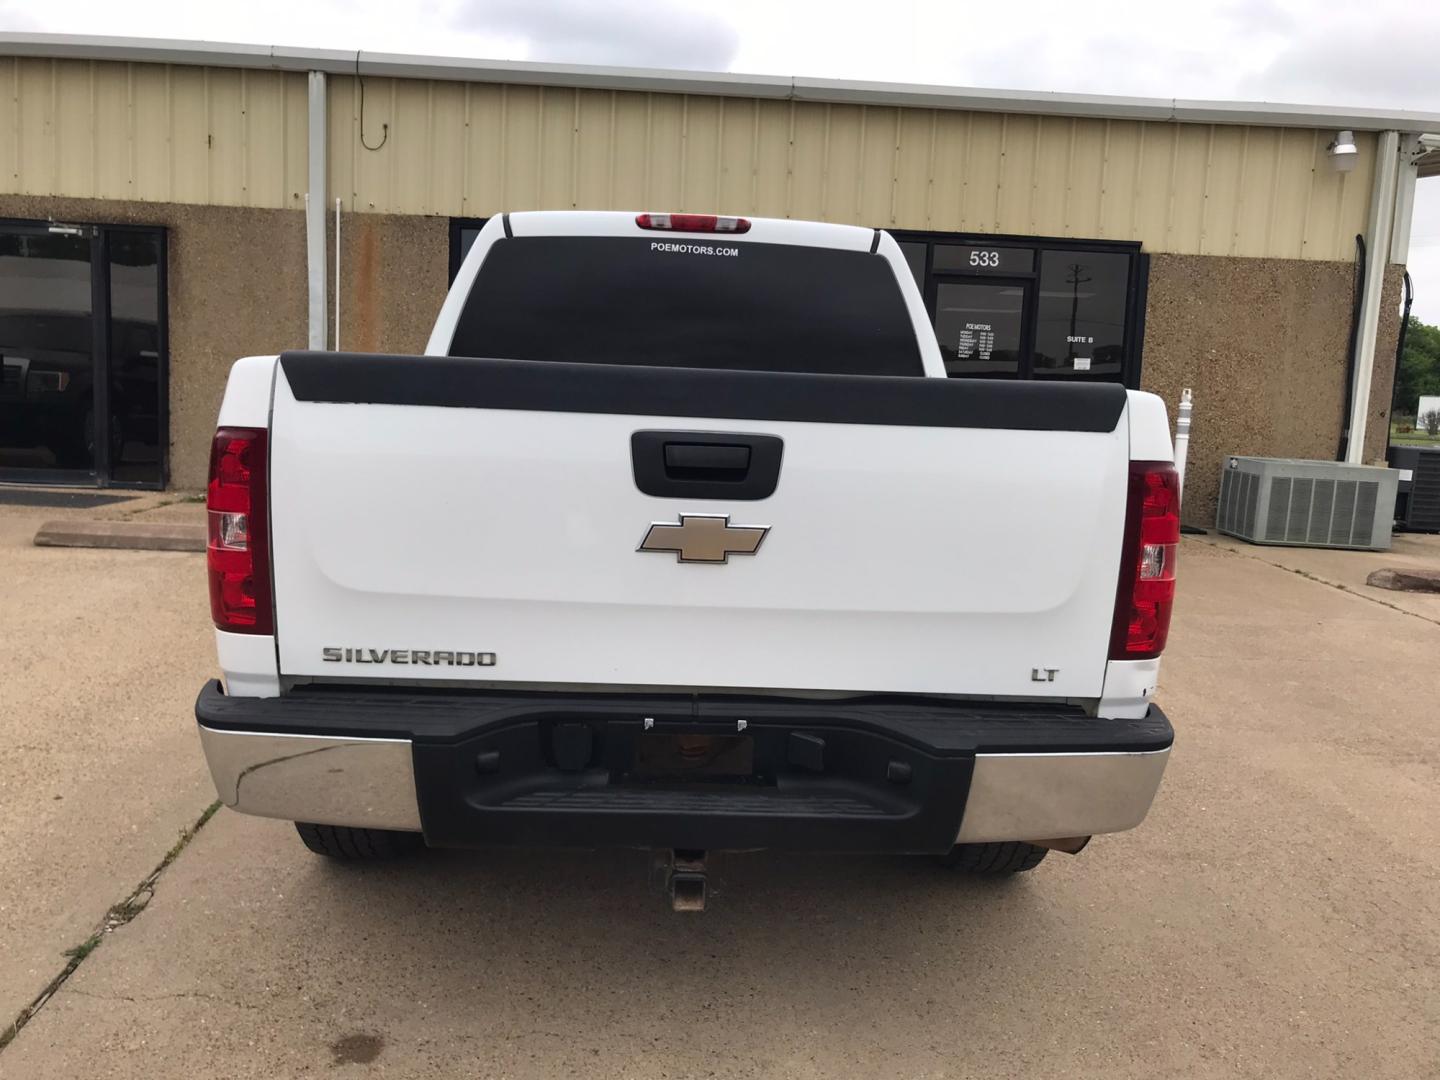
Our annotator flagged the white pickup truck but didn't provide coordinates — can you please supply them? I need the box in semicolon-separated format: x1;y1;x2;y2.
195;211;1176;906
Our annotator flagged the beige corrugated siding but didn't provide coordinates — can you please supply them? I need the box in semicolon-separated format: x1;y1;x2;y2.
1;57;308;208
2;58;1377;261
328;75;1376;261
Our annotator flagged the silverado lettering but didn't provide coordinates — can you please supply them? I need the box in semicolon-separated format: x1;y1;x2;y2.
322;647;496;666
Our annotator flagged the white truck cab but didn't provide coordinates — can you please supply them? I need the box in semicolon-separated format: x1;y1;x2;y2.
196;211;1175;905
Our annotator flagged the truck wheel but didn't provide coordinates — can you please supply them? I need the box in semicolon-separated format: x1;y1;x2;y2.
940;841;1048;875
294;822;423;860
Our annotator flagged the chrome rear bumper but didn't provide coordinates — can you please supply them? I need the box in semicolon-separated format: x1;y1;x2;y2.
955;748;1170;842
197;724;1169;845
197;726;422;832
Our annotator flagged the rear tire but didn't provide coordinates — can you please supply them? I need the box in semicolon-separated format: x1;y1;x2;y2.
940;841;1048;875
294;822;423;860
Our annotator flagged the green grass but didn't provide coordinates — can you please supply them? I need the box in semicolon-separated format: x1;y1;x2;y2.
60;934;102;962
0;801;223;1053
1389;424;1440;447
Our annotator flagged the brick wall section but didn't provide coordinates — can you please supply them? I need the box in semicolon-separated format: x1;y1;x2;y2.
330;212;448;357
1141;254;1402;526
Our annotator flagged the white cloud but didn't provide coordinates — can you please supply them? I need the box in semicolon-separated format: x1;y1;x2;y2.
449;0;739;70
0;1;40;30
1239;21;1439;112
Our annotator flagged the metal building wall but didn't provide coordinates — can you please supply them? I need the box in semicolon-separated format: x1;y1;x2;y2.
2;58;1377;262
326;76;1378;261
0;58;308;209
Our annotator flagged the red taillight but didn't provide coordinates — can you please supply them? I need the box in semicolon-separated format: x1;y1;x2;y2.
206;427;273;635
1109;461;1180;660
635;212;751;234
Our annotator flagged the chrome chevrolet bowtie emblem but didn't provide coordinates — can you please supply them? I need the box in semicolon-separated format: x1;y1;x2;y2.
638;514;769;564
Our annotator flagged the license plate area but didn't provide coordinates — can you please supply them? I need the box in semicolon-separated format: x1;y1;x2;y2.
632;733;755;779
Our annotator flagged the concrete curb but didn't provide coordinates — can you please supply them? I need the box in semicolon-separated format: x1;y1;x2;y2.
1366;567;1440;594
33;520;206;553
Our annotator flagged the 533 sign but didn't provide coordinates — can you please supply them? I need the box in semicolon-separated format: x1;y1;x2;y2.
934;245;1034;273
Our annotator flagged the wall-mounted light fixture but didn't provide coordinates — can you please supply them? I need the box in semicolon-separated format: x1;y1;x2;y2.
1327;130;1359;173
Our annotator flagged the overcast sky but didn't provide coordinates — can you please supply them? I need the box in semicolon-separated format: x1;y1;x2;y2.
3;0;1438;322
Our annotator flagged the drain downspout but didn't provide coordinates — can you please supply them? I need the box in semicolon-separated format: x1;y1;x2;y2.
306;71;328;351
1388;271;1415;428
1338;234;1365;461
1344;130;1401;464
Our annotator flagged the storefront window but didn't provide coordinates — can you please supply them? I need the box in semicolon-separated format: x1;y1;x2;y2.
1032;251;1130;377
107;231;164;485
898;241;926;289
0;229;94;472
935;282;1026;377
0;221;167;487
890;229;1144;386
450;219;489;281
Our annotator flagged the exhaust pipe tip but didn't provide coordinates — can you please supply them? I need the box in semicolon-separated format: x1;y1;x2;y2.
1028;836;1091;855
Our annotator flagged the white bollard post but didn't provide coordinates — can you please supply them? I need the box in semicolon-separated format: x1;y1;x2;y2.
1174;388;1193;500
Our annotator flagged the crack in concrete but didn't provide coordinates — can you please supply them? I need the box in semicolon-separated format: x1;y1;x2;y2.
1193;538;1440;629
65;987;264;1012
0;800;222;1055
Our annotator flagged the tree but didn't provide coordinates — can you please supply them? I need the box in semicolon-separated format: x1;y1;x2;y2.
1395;315;1440;418
1424;409;1440;437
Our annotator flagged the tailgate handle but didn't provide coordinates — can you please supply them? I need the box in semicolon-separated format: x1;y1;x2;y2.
632;431;783;501
664;442;751;477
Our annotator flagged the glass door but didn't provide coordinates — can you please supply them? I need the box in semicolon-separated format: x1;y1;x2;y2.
0;221;167;488
0;224;98;478
1031;251;1132;380
106;230;165;486
932;277;1034;378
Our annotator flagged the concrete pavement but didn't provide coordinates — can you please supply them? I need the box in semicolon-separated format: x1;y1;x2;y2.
1200;530;1440;624
1;535;1437;1077
0;504;217;1036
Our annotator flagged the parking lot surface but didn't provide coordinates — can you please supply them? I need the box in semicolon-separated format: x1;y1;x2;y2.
0;503;215;1031
2;513;1437;1078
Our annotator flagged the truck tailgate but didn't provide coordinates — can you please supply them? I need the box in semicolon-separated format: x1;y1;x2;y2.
268;353;1131;699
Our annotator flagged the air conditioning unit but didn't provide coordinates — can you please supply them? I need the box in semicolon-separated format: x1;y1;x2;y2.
1216;456;1399;550
1389;447;1440;533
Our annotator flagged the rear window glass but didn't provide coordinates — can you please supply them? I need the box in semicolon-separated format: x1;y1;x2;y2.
449;236;924;377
